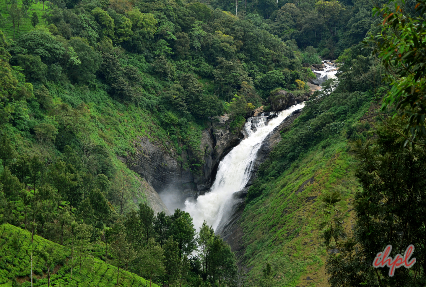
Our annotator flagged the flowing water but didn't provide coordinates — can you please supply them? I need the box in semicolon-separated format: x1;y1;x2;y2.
184;103;305;231
312;60;338;86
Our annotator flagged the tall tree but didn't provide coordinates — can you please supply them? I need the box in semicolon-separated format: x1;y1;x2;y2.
36;245;57;287
169;209;196;258
0;134;16;168
8;3;24;39
110;223;136;285
27;155;45;287
326;118;426;286
154;211;172;247
198;221;214;279
139;202;156;245
136;238;165;287
163;236;180;285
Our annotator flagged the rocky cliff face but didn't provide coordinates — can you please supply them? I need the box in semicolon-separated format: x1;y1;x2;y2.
125;114;244;208
268;90;309;111
198;115;244;193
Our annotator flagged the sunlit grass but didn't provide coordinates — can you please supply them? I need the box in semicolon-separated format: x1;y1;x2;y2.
0;0;49;40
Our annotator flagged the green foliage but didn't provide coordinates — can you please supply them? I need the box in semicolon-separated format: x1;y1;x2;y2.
126;9;157;37
0;223;158;286
13;54;47;83
163;236;180;285
0;0;383;284
302;46;322;65
371;0;426;144
197;221;237;285
67;37;101;84
91;7;115;39
241;54;378;285
326;118;426;286
13;29;66;65
31;12;39;28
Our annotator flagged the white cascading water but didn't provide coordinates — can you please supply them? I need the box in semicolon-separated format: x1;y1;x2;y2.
313;60;338;86
184;103;305;231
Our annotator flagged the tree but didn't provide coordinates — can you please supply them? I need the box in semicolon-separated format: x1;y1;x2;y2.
36;245;57;287
31;12;38;27
136;238;165;287
196;221;237;285
163;236;180;285
27;155;46;287
169;209;196;258
14;54;47;82
74;223;93;273
109;0;133;14
319;190;346;249
22;0;34;9
91;7;115;39
40;0;47;10
154;211;172;247
0;134;16;168
108;10;133;43
0;189;6;224
326;118;426;286
198;221;214;279
213;57;251;101
15;30;66;65
8;3;24;39
139;202;156;245
0;167;22;201
67;37;102;84
56;206;73;245
110;223;136;285
89;188;111;222
102;227;114;263
372;0;426;143
126;9;157;36
207;235;237;285
124;210;144;250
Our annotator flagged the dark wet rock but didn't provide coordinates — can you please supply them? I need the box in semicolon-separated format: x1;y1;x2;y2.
312;63;324;70
268;90;310;112
217;187;247;260
251;106;264;117
126;114;243;198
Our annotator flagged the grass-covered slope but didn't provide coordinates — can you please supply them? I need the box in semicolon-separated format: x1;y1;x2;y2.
241;80;379;285
0;0;48;40
0;223;157;287
243;141;358;286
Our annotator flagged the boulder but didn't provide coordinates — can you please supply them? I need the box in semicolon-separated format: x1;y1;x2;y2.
268;90;309;112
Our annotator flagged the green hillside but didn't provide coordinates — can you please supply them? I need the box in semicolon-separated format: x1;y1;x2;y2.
0;223;157;287
1;0;426;284
240;60;378;285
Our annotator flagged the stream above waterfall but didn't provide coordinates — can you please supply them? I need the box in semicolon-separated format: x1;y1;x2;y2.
184;103;305;232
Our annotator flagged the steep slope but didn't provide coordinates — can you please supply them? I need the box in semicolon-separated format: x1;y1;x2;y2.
0;224;157;287
236;79;379;285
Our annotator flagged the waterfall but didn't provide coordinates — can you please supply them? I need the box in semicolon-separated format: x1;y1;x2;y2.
312;60;338;86
184;103;305;231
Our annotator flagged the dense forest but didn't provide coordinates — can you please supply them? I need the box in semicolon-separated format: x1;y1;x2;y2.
1;0;426;285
